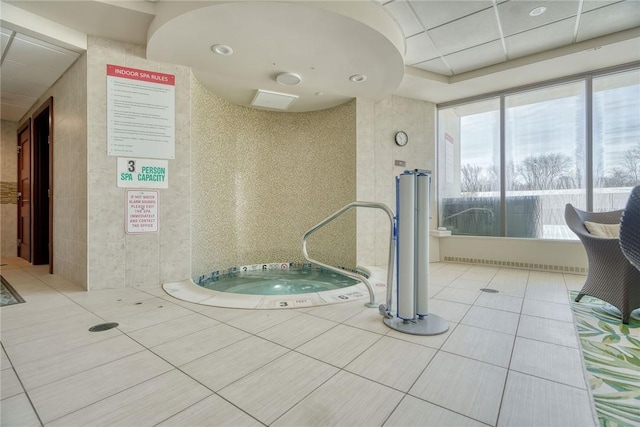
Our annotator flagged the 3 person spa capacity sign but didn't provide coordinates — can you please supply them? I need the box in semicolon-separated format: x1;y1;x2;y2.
126;190;158;234
107;64;175;159
117;158;168;189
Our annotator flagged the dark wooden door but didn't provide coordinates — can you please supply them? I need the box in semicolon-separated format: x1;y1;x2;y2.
17;121;31;262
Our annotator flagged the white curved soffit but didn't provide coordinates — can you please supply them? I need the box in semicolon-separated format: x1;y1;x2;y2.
147;1;405;112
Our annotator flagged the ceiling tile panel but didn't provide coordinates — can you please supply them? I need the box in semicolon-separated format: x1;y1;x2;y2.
404;32;441;64
445;40;506;74
0;60;60;96
505;17;576;59
384;1;424;38
577;1;640;42
412;57;453;76
1;31;11;57
7;34;79;75
498;0;580;37
428;7;501;55
0;91;39;108
410;0;494;30
582;0;623;13
0;102;30;122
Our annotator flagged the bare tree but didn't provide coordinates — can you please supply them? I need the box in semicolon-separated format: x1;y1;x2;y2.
516;153;573;190
622;144;640;184
461;164;482;193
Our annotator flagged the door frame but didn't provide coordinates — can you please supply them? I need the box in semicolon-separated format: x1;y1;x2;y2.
16;119;31;262
31;97;54;272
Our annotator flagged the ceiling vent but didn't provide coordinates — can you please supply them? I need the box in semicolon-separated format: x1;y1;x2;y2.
251;89;298;110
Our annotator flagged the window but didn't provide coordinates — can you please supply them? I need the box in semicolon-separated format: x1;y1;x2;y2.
437;65;640;240
505;82;586;239
593;69;640;211
438;99;501;236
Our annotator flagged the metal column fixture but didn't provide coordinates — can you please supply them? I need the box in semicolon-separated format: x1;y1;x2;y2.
382;170;448;335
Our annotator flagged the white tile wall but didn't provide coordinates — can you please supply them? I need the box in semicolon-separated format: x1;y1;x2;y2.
356;96;437;268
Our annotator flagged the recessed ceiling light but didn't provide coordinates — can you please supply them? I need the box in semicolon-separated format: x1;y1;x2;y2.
529;6;547;17
275;72;302;86
349;74;367;83
211;44;233;56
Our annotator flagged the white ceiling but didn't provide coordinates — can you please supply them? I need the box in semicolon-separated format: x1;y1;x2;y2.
1;0;639;121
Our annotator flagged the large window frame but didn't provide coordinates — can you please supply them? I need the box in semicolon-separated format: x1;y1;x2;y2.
437;61;640;238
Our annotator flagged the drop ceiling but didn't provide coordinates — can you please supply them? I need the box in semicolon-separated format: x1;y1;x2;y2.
1;0;639;122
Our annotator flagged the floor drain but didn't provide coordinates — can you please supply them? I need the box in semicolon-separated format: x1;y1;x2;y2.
479;288;499;293
89;322;119;332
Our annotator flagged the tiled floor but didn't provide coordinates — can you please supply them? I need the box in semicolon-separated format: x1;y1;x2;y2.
0;257;598;426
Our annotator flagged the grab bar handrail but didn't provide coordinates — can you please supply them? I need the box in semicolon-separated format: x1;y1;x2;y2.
302;201;396;308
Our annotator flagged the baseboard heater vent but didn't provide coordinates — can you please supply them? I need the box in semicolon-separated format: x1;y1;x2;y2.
442;256;587;274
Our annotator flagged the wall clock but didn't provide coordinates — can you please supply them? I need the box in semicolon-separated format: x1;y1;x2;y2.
395;131;408;146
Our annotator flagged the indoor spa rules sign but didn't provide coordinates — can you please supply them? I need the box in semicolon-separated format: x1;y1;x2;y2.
126;190;159;234
107;64;175;159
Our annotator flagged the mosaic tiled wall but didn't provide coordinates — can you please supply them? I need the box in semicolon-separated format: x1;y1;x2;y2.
0;182;17;204
1;120;18;257
191;76;356;278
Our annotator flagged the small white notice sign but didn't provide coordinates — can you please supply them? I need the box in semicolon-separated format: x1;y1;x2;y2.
117;158;168;189
126;190;159;234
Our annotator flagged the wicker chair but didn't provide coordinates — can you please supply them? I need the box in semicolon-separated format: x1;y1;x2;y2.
620;186;640;272
565;203;640;324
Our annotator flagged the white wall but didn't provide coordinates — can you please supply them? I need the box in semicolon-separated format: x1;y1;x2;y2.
85;37;191;289
356;95;438;268
439;235;588;273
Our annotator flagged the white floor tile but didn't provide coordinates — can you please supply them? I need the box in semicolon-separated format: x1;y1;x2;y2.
28;350;173;423
303;299;367;322
510;337;587;389
218;351;338;425
428;299;471;323
343;307;391;334
127;313;220;348
435;287;481;305
1;368;23;400
447;278;489;291
225;309;302;334
517;315;578;348
498;371;596;427
521;298;574;322
151;323;250;366
442;324;515;367
385;322;458;349
181;336;289;391
410;352;507;425
257;313;337;349
461;305;520;335
273;370;403;426
13;335;145;390
345;336;437;391
1;347;12;369
115;303;194;332
384;395;487;427
296;324;381;367
157;394;262;426
0;310;108;348
47;370;211;427
475;292;523;313
0;393;41;427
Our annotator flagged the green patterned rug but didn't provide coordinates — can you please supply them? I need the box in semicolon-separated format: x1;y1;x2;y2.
570;291;640;426
0;275;24;306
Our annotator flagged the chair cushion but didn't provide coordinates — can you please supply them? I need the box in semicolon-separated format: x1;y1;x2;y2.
584;221;620;238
